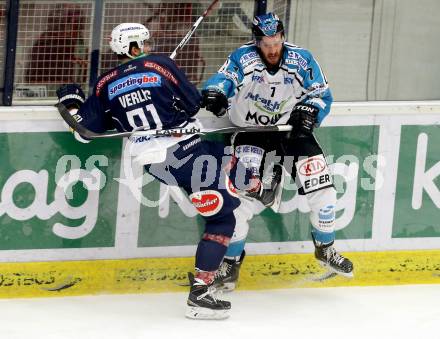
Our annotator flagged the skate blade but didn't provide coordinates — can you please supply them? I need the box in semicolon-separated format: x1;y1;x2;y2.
174;272;194;286
215;282;236;292
317;262;354;279
307;271;338;282
185;306;230;320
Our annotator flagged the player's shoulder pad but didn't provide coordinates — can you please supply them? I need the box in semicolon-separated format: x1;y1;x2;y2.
142;54;177;68
283;43;313;71
138;55;181;86
230;42;261;68
95;67;120;96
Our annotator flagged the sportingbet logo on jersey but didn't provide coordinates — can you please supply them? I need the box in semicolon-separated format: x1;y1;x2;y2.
296;155;332;193
108;72;161;100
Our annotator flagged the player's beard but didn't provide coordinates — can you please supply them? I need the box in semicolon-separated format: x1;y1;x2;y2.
262;51;282;69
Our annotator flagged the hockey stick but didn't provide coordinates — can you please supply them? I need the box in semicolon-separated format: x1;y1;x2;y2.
56;103;292;139
57;0;229;140
169;0;220;60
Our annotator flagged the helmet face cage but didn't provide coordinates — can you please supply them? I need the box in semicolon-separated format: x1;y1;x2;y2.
252;12;284;40
110;23;150;58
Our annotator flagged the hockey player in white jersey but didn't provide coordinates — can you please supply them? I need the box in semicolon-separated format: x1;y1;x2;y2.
201;12;354;290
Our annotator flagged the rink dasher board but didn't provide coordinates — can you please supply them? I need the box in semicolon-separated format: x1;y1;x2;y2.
0;103;439;296
0;104;439;258
0;249;438;298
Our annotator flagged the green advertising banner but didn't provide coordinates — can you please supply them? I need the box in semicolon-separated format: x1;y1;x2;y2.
137;125;379;247
0;107;439;262
393;126;440;238
0;132;122;250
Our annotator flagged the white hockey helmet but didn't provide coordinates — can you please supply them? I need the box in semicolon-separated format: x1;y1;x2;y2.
109;23;150;58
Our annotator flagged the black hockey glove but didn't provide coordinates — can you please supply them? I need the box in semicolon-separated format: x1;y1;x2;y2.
56;84;86;110
287;103;319;136
201;89;228;117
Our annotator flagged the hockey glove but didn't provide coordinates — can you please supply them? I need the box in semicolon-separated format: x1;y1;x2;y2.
56;84;86;110
287;103;319;136
201;89;228;117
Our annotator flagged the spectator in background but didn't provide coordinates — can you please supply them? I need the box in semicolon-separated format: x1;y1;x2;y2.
25;4;88;89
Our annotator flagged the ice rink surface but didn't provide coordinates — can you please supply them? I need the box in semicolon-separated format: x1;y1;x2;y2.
0;284;439;339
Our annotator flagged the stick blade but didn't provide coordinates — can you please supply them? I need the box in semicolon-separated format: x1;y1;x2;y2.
55;103;97;139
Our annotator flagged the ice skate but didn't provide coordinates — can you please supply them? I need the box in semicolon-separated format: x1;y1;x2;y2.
314;240;354;278
246;164;283;208
213;251;246;292
185;273;231;320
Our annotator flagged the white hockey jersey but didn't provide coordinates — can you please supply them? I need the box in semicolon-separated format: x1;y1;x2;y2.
203;42;333;127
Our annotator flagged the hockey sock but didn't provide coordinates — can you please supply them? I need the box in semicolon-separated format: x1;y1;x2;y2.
195;270;216;285
311;227;335;246
224;239;245;260
195;235;230;272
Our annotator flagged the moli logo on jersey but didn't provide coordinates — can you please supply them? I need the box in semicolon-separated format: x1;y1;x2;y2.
108;73;161;100
245;111;282;125
189;190;224;217
298;156;326;176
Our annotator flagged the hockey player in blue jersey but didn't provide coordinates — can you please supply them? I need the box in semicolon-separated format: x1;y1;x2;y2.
201;13;354;291
56;23;243;320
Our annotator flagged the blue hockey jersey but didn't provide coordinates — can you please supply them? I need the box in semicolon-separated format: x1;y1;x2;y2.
77;54;202;133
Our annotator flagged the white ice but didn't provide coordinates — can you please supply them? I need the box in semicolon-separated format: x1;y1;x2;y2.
0;284;439;339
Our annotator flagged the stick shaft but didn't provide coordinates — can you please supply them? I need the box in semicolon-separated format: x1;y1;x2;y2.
56;103;292;139
169;0;220;59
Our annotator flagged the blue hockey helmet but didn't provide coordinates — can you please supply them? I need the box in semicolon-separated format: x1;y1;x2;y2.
252;12;284;40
